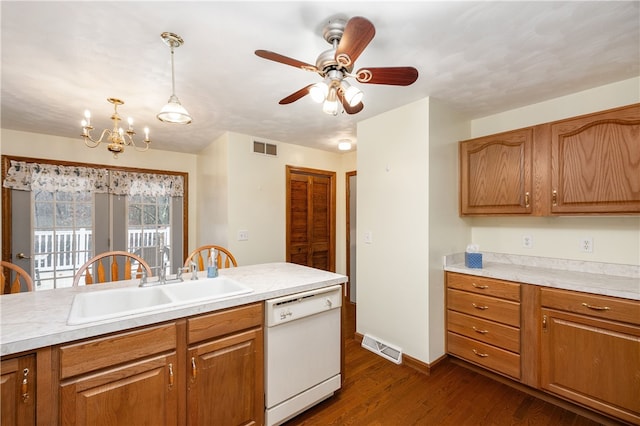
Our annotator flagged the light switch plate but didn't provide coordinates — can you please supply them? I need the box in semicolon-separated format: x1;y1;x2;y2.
237;230;249;241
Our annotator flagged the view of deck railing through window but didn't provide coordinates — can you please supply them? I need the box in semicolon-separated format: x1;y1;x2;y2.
33;227;170;290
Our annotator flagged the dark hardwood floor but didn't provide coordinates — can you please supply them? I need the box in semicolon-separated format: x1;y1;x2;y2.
283;302;624;426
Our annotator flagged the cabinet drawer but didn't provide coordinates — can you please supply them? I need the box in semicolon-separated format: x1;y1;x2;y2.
59;322;177;379
447;289;520;327
447;272;520;301
447;310;520;353
188;302;263;344
541;288;640;326
448;332;520;379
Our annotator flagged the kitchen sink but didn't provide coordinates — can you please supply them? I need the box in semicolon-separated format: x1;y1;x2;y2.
67;277;254;325
161;277;254;303
67;287;174;325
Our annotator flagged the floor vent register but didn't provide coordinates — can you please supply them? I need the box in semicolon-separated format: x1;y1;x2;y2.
361;334;402;364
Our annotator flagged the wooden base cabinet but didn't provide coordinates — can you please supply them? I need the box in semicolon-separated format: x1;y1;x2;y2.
58;323;179;426
446;272;522;380
56;302;264;426
186;303;264;426
1;354;36;426
540;288;640;424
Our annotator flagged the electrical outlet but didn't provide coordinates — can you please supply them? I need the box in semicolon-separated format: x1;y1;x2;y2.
237;230;249;241
364;231;373;244
580;237;593;253
522;235;533;249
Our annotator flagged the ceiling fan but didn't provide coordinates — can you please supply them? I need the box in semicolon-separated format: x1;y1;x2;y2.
255;16;419;115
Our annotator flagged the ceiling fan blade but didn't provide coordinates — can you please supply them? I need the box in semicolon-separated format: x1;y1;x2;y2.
279;84;314;105
255;50;318;72
335;17;376;68
354;67;419;86
338;88;364;114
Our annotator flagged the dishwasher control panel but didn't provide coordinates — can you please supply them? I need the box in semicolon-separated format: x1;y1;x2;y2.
265;285;343;327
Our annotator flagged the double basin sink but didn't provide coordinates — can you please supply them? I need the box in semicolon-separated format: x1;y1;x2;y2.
67;277;253;325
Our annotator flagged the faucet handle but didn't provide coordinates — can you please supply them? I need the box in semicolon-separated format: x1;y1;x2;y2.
190;261;198;280
176;266;188;282
139;269;148;286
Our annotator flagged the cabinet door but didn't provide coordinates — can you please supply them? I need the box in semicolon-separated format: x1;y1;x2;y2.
59;353;178;426
459;128;533;215
550;103;640;214
187;328;264;426
541;308;640;424
1;355;36;426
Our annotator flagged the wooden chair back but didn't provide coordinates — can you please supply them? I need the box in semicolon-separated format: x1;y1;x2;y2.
184;245;238;271
1;261;34;294
73;251;152;286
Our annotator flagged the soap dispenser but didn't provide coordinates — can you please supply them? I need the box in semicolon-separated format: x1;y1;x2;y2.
207;250;218;278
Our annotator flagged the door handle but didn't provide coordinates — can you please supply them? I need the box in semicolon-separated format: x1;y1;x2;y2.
16;252;31;260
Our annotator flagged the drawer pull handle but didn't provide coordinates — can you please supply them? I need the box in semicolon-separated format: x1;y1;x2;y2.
472;326;489;335
524;192;530;208
472;283;489;290
191;357;197;381
552;190;558;206
472;303;489;310
581;302;610;311
472;349;489;358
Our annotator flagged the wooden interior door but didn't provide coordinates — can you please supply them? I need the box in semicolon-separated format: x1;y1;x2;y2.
286;166;336;272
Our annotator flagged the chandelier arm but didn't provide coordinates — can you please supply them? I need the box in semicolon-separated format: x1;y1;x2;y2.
83;128;112;147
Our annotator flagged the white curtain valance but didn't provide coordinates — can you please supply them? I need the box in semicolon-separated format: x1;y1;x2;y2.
3;160;184;197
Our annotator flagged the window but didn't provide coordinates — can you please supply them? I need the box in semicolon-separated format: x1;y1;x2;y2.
2;157;188;289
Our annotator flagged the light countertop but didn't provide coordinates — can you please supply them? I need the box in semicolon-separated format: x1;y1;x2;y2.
444;252;639;301
0;262;347;357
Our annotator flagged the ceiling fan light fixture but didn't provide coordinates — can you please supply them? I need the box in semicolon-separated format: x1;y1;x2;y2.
322;86;339;115
340;80;363;107
157;94;192;124
309;81;329;103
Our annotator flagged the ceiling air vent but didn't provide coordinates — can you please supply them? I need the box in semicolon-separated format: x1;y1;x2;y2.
253;141;278;157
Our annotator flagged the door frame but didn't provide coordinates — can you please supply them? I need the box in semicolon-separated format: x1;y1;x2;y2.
345;170;356;303
285;165;336;271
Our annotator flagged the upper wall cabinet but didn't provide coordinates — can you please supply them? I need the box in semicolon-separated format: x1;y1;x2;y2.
459;128;534;215
460;103;640;216
550;104;640;214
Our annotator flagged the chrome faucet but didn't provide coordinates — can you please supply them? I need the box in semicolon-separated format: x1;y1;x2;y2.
158;261;167;284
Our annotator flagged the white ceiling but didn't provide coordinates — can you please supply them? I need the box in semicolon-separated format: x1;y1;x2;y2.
1;1;638;154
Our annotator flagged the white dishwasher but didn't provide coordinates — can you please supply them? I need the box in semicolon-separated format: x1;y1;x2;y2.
264;284;343;426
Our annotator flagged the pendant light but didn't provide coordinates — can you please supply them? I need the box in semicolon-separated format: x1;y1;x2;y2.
157;32;192;124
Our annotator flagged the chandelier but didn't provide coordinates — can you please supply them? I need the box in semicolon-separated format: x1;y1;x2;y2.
157;32;192;124
81;98;150;158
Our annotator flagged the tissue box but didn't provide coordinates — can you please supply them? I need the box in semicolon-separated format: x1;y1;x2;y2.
465;252;483;269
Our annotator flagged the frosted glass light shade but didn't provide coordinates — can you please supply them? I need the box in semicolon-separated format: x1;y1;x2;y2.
309;82;328;103
157;95;192;124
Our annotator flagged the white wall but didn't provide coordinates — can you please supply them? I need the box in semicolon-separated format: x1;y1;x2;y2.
357;97;470;364
196;131;356;273
427;98;471;361
470;77;640;266
1;128;199;258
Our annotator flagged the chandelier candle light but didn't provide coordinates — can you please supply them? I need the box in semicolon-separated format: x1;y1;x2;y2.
81;97;150;158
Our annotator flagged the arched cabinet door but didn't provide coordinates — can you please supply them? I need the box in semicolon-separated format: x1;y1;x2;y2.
550;104;640;214
459;128;533;215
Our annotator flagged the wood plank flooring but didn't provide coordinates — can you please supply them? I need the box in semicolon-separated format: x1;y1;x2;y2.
283;303;624;426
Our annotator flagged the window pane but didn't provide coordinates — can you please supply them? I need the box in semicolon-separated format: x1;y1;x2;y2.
143;205;156;225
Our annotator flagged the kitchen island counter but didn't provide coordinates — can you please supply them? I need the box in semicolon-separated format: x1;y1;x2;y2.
1;262;347;356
